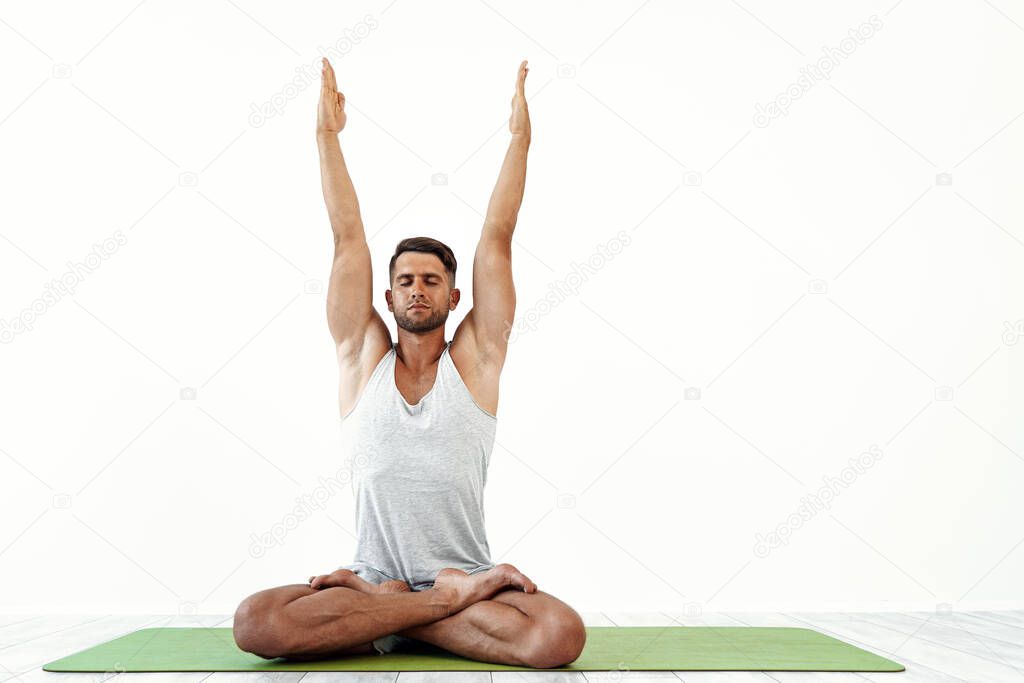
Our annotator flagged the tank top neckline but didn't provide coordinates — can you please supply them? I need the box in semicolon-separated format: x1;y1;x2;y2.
392;341;450;409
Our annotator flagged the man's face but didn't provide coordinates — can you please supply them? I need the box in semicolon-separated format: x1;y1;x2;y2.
387;252;458;333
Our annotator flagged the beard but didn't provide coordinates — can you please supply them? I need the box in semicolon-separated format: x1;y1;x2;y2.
395;306;449;333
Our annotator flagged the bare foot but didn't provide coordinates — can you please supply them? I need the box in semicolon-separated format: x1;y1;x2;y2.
308;568;362;590
375;579;412;594
307;569;411;594
432;563;537;612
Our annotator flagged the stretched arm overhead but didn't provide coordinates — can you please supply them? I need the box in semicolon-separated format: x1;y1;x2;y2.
318;58;390;357
454;60;531;369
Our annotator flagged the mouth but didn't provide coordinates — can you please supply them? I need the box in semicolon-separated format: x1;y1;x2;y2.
409;304;429;310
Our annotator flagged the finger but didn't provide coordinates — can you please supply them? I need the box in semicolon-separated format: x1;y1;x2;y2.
327;61;338;92
321;57;338;92
515;60;528;98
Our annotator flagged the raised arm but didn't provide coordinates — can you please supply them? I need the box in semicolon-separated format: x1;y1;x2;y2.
318;58;389;357
453;61;531;368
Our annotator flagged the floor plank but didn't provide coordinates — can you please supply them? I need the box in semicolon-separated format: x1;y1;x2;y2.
0;618;41;633
723;613;955;682
0;615;110;650
4;615;234;683
116;673;217;683
493;672;585;682
206;673;305;683
906;611;1024;646
845;612;1024;671
787;612;1021;682
672;673;769;683
1;615;169;683
303;673;398;683
661;612;747;627
601;613;675;626
963;610;1024;629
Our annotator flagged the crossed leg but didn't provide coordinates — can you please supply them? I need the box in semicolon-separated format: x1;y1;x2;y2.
315;566;586;667
233;565;585;668
394;586;586;668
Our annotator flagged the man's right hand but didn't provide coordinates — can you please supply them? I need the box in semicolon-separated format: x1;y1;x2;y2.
318;58;347;136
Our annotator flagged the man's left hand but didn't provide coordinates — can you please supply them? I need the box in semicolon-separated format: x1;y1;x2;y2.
509;60;531;140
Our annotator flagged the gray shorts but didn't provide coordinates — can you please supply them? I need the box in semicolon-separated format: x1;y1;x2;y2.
337;562;495;654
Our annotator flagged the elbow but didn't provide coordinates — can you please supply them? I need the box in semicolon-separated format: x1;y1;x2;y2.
482;220;517;241
332;228;367;251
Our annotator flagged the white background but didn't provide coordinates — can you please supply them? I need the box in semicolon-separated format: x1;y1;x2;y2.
1;0;1022;615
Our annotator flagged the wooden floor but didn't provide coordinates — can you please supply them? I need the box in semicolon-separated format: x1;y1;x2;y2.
2;610;1023;682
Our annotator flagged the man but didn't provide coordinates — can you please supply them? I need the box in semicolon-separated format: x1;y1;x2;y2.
231;58;587;669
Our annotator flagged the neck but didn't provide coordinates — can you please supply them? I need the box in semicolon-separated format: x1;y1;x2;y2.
394;329;447;371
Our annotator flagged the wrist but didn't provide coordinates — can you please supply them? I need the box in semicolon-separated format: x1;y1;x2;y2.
317;130;340;143
429;585;459;617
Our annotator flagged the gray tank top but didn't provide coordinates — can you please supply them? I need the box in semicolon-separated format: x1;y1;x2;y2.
339;340;497;590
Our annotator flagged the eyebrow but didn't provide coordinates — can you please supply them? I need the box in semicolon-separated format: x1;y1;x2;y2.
396;272;441;279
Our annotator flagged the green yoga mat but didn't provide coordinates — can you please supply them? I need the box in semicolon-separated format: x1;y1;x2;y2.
43;626;905;672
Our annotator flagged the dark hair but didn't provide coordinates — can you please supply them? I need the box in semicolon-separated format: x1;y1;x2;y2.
389;237;457;288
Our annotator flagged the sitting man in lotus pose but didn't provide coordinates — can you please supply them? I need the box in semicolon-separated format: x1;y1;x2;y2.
230;58;587;669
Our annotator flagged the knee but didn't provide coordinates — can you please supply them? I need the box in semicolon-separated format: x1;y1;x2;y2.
233;591;290;659
522;608;587;669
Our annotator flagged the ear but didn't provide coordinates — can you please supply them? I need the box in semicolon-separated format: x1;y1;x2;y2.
385;289;393;311
449;287;461;310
